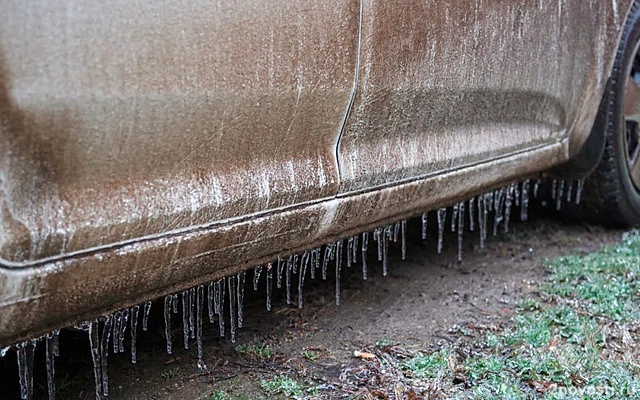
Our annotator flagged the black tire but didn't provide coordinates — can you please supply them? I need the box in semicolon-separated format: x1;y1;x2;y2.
584;1;640;227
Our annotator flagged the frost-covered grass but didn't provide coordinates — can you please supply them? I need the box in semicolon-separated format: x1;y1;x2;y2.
351;231;640;399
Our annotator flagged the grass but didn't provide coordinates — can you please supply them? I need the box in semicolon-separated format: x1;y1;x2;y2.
348;231;640;399
210;389;231;400
235;342;273;359
303;350;319;361
260;375;303;397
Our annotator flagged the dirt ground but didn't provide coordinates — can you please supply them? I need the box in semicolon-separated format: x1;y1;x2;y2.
0;210;626;399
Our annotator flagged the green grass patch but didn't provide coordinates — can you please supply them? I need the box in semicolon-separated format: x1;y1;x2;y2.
402;349;453;379
260;375;303;397
369;232;640;399
235;342;273;359
209;389;231;400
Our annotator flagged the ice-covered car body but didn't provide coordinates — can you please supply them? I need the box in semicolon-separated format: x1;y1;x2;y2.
0;0;632;345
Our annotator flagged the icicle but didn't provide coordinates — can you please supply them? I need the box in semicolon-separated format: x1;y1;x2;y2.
493;188;505;236
164;295;173;355
253;266;262;291
314;247;321;274
196;285;204;361
374;227;383;261
292;254;299;274
566;180;574;202
533;179;541;198
266;262;273;311
213;282;221;316
310;250;317;280
208;282;215;323
189;288;196;339
346;237;353;267
450;203;459;232
478;195;487;248
421;212;428;239
514;183;520;207
277;257;285;288
142;301;152;331
457;201;465;262
182;290;189;350
100;315;112;396
469;198;475;231
352;235;358;264
322;246;330;280
576;179;584;204
362;232;369;281
172;294;179;314
487;191;495;211
17;341;31;400
299;253;308;286
88;320;102;400
393;222;400;243
437;207;447;253
556;180;565;210
521;180;530;221
46;333;56;400
130;305;139;364
504;184;514;233
228;276;237;343
335;240;343;305
0;346;8;357
286;255;293;305
112;311;122;354
401;220;407;260
551;179;558;199
298;251;308;309
382;225;391;276
216;280;225;337
118;308;129;353
237;272;245;329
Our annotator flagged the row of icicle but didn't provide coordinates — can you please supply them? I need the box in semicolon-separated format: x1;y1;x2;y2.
0;177;584;400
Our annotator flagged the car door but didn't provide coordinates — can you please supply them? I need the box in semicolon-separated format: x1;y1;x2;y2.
0;0;359;265
337;0;627;194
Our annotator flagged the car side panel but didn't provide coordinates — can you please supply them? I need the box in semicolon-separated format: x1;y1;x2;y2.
337;0;629;194
0;0;359;264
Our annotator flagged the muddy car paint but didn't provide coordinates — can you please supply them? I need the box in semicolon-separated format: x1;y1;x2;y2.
0;0;632;345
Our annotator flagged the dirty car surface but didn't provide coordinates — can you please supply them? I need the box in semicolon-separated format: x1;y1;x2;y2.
0;0;633;348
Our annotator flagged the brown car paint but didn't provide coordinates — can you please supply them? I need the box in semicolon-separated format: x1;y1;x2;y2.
0;0;632;344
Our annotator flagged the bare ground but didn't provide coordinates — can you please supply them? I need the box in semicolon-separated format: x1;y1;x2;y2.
0;211;626;399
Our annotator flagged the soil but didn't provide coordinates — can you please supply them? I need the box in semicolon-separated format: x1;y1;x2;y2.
0;210;626;399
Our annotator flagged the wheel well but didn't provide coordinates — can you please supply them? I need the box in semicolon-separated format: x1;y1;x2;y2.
551;79;611;180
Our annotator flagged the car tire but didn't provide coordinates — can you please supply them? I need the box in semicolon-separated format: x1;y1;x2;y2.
582;1;640;228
